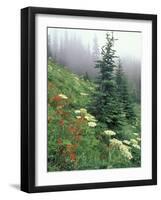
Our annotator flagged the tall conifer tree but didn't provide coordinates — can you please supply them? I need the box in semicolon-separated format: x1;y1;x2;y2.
90;32;125;129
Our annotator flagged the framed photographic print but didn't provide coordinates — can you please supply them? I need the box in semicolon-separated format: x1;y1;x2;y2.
21;7;157;193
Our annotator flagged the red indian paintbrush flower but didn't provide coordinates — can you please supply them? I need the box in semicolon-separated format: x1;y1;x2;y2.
68;126;77;133
70;152;76;161
59;119;64;126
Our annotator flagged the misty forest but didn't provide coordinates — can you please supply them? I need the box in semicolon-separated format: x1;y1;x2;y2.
47;28;141;171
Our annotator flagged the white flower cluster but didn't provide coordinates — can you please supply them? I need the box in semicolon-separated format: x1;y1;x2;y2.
132;144;141;150
104;130;116;136
88;122;97;127
74;108;97;127
58;94;68;99
119;144;133;160
130;139;138;145
133;133;139;136
110;138;133;160
136;137;141;142
123;140;130;145
122;136;141;151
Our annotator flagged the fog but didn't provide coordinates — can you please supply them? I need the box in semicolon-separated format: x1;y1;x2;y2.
48;28;141;75
48;28;141;101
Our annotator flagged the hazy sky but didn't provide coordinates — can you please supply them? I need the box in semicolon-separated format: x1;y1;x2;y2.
48;28;142;62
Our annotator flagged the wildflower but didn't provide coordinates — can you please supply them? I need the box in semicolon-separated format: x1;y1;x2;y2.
104;130;116;136
76;116;81;119
52;95;63;102
80;108;87;114
119;144;133;160
132;144;141;150
110;138;122;147
70;152;76;161
75;134;81;141
84;115;90;121
80;92;88;96
133;133;139;136
59;119;64;126
68;126;77;133
74;110;81;114
123;140;130;145
58;94;68;99
136;137;141;141
84;114;97;122
88;122;97;127
110;138;133;160
130;139;138;145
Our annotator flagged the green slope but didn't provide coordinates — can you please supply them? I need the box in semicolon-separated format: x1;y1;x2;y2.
48;59;95;109
47;59;101;171
47;59;141;171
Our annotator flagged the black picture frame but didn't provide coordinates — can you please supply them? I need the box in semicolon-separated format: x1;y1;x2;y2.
21;6;157;193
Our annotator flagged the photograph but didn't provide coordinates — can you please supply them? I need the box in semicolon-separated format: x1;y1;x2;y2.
47;28;141;172
21;7;157;192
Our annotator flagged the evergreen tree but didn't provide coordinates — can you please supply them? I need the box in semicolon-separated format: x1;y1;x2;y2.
89;32;125;130
116;61;136;123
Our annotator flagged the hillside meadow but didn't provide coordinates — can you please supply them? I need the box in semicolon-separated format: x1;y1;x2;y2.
47;59;141;171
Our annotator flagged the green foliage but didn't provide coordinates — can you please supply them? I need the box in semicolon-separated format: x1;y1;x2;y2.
116;61;136;124
89;32;126;130
47;57;141;171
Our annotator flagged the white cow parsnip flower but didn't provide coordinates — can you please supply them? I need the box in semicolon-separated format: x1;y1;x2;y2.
74;110;81;114
88;122;97;127
123;140;130;145
58;94;68;99
130;139;138;145
80;108;87;114
132;144;141;150
104;130;116;136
